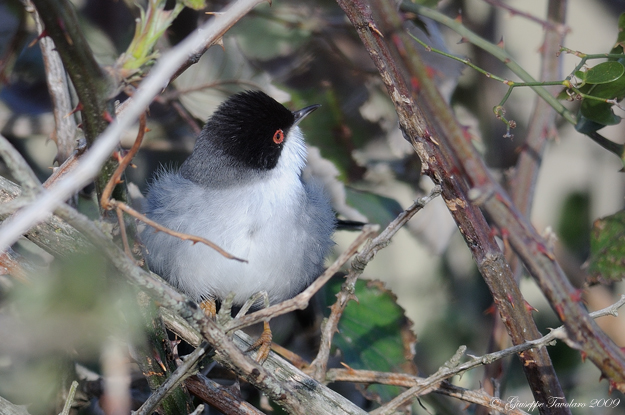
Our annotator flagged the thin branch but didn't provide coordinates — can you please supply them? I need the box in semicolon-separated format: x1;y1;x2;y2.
370;294;625;414
186;375;265;415
113;201;246;262
489;0;568;401
224;224;379;333
0;0;270;252
325;370;529;415
343;0;571;409
100;113;147;210
482;0;570;36
400;1;576;125
135;342;211;415
25;0;77;163
309;186;441;381
60;381;79;415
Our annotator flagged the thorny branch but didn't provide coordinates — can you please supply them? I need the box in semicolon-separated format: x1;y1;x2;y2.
340;0;625;395
134;342;211;415
309;185;442;381
369;295;625;415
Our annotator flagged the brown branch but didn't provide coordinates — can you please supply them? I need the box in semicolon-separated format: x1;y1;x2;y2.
186;375;265;415
408;0;624;393
485;0;569;401
338;0;572;410
309;186;441;381
112;201;246;263
366;294;625;414
483;0;570;36
100;113;147;210
326;370;529;415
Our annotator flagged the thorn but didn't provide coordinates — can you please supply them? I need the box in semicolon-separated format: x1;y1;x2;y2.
535;242;556;260
65;102;83;118
524;301;538;313
484;304;496;315
102;110;114;123
57;18;73;46
580;350;587;363
340;362;356;373
425;65;438;80
457;37;469;44
569;289;584;302
507;293;515;308
497;36;505;49
455;12;463;24
410;76;421;92
368;21;384;38
28;29;49;47
215;37;225;51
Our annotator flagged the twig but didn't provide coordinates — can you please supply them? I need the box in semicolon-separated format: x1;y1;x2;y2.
309;186;441;381
112;201;246;262
60;381;79;415
224;224;379;333
134;342;211;415
0;0;270;252
325;370;529;415
400;1;576;126
100;113;147;210
482;0;569;36
368;294;625;415
490;0;568;400
186;375;265;415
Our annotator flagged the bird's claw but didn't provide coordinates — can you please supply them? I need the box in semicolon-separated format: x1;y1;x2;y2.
245;321;273;363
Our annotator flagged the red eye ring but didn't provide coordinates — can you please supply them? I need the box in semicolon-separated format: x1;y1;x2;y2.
273;129;284;144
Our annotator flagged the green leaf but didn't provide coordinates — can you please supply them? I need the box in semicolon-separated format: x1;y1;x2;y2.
345;188;403;229
578;71;625;127
323;278;417;404
587;210;625;284
584;61;624;85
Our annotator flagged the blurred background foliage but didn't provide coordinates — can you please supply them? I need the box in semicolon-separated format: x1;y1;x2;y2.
1;0;625;414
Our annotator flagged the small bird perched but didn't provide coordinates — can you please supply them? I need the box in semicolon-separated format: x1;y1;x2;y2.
141;90;336;357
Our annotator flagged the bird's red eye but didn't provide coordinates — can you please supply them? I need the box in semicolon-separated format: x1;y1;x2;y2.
273;129;284;144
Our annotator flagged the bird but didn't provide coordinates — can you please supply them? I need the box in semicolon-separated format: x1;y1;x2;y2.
141;90;336;359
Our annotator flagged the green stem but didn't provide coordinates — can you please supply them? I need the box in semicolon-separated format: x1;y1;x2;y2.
401;1;577;125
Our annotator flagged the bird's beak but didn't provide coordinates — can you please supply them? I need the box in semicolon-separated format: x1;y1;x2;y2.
292;104;321;127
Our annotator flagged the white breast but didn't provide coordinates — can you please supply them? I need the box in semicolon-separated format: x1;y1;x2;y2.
142;127;334;305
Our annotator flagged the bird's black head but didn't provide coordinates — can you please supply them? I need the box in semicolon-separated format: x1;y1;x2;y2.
204;90;296;170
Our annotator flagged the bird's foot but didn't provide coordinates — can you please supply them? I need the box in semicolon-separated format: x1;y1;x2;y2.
245;321;273;364
199;298;217;318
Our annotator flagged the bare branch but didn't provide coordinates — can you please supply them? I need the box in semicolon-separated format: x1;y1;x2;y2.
135;342;211;415
309;186;441;381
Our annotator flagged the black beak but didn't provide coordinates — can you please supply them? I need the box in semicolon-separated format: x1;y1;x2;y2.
292;104;321;127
